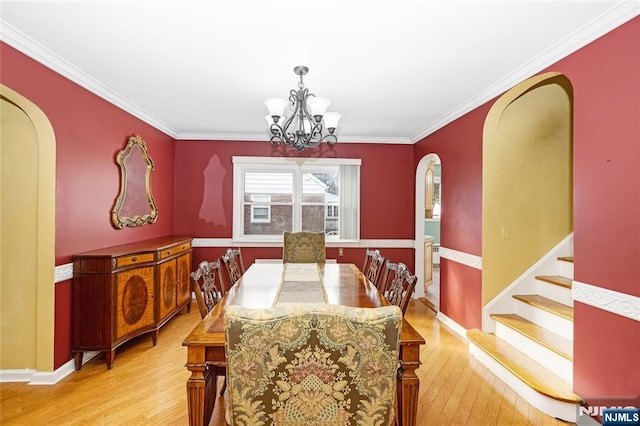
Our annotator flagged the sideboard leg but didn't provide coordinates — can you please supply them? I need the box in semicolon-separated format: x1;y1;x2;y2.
73;351;83;370
105;349;115;369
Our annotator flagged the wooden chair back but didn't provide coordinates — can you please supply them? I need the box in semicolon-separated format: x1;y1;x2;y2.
190;260;223;319
380;261;417;315
191;259;229;397
362;248;386;291
220;248;245;292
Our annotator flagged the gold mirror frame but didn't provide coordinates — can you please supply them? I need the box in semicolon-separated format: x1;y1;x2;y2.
111;134;158;229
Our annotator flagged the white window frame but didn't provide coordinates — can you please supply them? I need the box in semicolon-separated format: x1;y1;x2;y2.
250;194;271;223
232;156;361;243
326;205;339;218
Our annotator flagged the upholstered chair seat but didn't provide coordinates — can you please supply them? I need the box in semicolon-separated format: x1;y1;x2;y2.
224;303;402;426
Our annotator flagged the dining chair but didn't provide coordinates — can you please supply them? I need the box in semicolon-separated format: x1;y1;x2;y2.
190;260;227;395
362;248;386;291
224;303;402;426
380;261;417;315
282;231;326;263
220;247;245;293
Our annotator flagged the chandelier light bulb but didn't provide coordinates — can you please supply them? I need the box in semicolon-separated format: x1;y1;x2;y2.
307;96;330;118
265;98;288;119
323;112;342;132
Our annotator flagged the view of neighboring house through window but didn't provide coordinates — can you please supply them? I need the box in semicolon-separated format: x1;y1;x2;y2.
233;157;360;242
250;194;271;223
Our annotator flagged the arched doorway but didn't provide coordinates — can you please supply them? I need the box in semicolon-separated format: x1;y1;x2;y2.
0;85;56;372
415;153;441;309
482;72;573;306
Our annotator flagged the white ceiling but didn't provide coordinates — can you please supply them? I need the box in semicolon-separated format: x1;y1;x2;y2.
1;1;638;143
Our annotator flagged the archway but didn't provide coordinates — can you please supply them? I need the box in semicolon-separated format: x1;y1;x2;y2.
0;85;56;372
482;72;573;305
414;153;441;306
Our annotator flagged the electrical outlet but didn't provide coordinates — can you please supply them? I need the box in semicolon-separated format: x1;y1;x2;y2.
338;248;344;256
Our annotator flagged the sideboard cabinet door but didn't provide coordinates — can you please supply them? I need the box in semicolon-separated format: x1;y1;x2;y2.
157;241;192;326
115;265;155;341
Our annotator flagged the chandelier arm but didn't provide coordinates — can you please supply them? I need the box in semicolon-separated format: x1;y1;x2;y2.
320;133;338;145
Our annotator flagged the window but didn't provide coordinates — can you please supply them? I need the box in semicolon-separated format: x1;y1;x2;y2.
250;194;271;223
233;156;360;242
433;177;441;218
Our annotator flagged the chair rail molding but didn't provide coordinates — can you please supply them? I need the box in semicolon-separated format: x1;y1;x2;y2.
439;246;482;270
572;281;640;322
55;263;73;283
193;237;414;249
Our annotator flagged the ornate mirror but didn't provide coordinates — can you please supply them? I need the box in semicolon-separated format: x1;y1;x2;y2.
111;134;158;229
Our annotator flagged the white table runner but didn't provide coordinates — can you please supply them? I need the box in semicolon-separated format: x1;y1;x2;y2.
273;263;327;306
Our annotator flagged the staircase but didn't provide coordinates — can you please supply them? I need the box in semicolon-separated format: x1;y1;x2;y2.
467;253;582;422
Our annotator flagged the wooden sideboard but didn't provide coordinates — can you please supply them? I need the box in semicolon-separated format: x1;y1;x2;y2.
72;236;193;369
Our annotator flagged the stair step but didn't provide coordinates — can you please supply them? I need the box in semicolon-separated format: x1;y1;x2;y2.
535;275;572;289
467;329;582;404
557;256;574;263
513;295;573;321
491;314;573;360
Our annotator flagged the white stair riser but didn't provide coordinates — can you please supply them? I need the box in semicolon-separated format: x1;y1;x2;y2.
469;342;578;423
515;302;573;341
559;262;574;280
494;322;573;383
537;282;573;307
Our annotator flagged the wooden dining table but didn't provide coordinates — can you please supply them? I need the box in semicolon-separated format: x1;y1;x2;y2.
182;262;426;426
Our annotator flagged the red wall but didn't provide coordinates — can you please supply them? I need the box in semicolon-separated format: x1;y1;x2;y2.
562;17;640;402
413;103;487;329
1;42;176;368
413;16;640;403
174;139;416;269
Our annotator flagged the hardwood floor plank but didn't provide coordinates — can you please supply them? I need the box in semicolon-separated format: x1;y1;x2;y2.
1;299;572;425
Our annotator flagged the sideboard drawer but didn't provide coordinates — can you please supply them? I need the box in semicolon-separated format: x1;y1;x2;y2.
116;253;154;268
159;242;191;260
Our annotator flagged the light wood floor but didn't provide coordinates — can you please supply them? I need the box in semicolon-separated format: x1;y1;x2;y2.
1;299;572;425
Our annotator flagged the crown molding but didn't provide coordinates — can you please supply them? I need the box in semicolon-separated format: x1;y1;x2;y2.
573;281;640;322
3;2;637;144
176;132;413;144
410;1;640;143
0;20;179;138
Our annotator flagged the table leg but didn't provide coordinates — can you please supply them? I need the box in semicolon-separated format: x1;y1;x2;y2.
396;345;421;426
186;362;216;426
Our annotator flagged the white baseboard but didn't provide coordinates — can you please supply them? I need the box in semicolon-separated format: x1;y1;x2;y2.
0;351;99;385
436;311;468;341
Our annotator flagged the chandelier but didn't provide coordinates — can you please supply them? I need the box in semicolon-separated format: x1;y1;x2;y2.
265;66;341;151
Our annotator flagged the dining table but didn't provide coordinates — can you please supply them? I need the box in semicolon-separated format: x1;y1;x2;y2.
182;262;426;426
